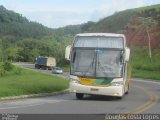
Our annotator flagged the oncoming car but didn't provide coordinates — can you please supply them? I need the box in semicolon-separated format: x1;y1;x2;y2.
52;67;63;74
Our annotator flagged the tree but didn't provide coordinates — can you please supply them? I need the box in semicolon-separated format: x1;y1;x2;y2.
5;47;22;61
138;17;158;61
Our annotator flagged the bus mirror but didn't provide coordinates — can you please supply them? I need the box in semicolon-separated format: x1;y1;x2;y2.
65;45;71;61
125;48;130;62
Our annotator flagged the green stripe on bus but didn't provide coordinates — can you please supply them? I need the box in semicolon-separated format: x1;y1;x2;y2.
95;79;113;85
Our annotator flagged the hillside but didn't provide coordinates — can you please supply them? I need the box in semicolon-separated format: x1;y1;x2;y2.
125;5;160;49
58;4;160;49
0;5;52;38
87;4;160;49
0;6;72;64
88;10;136;33
55;21;95;36
59;4;160;49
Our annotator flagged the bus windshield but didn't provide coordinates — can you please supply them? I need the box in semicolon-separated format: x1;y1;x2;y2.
71;48;123;78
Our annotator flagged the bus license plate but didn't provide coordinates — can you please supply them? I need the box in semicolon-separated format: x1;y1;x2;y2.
90;88;99;91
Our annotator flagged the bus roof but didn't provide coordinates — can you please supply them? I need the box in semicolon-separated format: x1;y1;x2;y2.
75;33;126;48
76;33;125;38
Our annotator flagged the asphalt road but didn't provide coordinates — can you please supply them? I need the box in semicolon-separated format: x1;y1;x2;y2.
13;62;70;79
1;63;159;119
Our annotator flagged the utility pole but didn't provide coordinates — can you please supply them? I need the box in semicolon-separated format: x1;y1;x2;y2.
146;26;152;61
0;38;3;62
138;17;157;61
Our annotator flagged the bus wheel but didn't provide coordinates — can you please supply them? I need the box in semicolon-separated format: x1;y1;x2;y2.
125;90;129;94
42;66;47;70
37;65;40;69
76;93;84;99
116;96;123;99
125;85;129;94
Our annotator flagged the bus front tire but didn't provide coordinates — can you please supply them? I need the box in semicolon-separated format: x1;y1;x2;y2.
125;85;129;94
76;93;84;99
116;96;123;99
42;66;47;70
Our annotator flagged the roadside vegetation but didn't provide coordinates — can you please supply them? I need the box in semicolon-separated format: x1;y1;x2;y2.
0;62;69;97
61;64;70;72
131;47;160;80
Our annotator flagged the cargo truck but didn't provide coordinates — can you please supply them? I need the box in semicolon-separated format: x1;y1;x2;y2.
35;56;56;70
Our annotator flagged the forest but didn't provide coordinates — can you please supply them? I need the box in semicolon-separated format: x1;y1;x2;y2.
0;5;73;65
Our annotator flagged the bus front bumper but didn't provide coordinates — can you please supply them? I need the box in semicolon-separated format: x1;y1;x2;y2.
70;82;124;97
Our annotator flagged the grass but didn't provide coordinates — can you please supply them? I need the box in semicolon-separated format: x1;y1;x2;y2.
131;46;160;80
132;69;160;80
0;67;69;97
133;4;160;12
61;64;70;72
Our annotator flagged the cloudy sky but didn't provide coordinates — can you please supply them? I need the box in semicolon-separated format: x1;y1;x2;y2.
0;0;160;28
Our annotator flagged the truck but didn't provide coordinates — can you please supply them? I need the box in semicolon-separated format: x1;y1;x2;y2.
65;33;131;99
35;56;56;70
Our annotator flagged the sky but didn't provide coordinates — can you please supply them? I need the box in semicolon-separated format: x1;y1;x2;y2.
0;0;160;28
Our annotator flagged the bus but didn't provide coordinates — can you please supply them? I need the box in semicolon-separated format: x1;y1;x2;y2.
65;33;131;99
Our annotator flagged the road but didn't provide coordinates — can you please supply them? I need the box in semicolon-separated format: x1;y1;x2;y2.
0;63;159;119
13;62;70;79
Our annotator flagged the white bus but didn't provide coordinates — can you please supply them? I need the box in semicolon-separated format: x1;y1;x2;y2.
65;33;131;99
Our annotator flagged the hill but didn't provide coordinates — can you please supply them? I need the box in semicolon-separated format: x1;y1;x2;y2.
124;5;160;49
0;5;52;38
87;4;160;49
59;4;160;49
0;6;72;64
55;21;95;36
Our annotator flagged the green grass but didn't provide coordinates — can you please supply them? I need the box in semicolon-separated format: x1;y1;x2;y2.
133;4;160;12
132;69;160;80
131;46;160;80
61;64;70;72
0;68;69;97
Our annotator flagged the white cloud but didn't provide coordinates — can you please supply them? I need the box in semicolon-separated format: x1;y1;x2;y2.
6;2;94;28
22;10;92;28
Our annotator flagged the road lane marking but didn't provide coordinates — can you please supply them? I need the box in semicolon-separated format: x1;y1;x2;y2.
0;99;67;110
133;79;160;85
0;103;45;110
127;85;159;114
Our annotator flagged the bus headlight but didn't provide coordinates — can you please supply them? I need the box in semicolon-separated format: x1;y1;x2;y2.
111;81;123;86
70;78;80;84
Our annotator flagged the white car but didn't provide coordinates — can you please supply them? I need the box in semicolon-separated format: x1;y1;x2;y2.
52;67;63;74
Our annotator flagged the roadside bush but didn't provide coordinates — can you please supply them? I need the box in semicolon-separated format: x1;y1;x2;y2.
0;67;5;76
0;63;5;76
3;61;14;71
13;67;23;75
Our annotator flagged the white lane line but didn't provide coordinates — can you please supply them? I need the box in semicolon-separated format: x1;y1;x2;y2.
0;103;45;110
133;79;160;85
0;99;66;110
